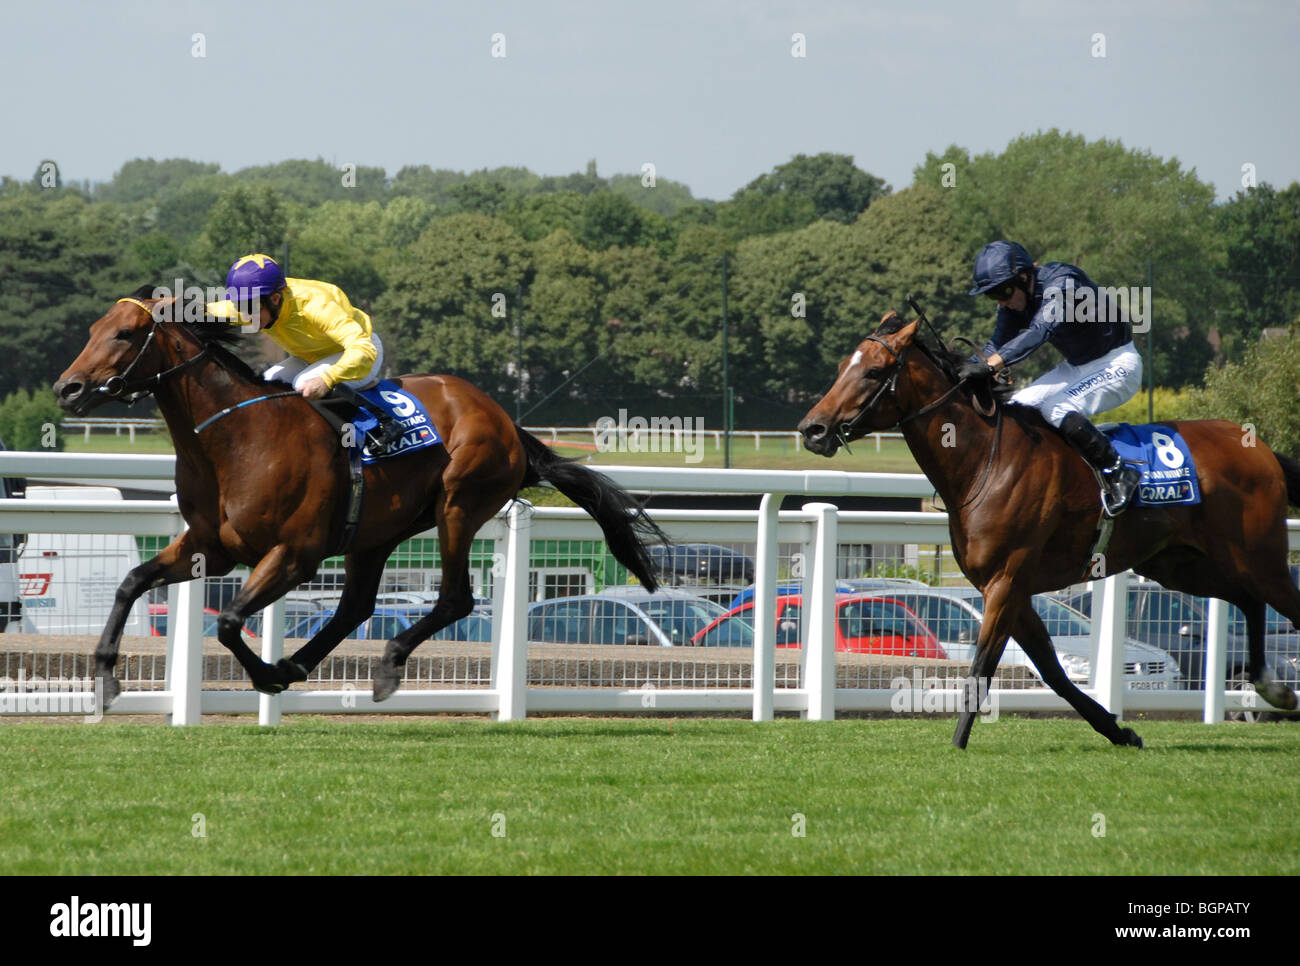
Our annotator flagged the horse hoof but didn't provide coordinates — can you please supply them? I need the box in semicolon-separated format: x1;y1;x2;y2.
97;675;121;711
1119;727;1144;749
275;658;309;684
252;678;286;696
373;668;402;703
1259;681;1298;711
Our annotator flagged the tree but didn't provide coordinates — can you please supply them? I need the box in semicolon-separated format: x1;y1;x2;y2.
503;192;585;242
1215;182;1300;349
1189;325;1300;458
95;158;221;204
196;183;289;269
913;130;1226;386
578;192;645;251
733;153;889;224
375;214;531;394
0;193;139;398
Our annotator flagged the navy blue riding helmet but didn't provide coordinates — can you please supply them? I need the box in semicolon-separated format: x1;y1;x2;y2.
969;240;1035;296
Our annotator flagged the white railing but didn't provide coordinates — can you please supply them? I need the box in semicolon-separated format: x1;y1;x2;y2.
58;418;905;453
0;451;1285;726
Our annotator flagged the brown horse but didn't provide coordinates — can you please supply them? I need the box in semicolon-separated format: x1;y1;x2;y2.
798;311;1300;748
54;289;667;706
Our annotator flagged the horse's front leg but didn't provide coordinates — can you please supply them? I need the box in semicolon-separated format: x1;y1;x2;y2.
953;577;1017;749
215;546;314;695
95;530;232;709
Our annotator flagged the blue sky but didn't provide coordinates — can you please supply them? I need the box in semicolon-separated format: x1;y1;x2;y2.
2;0;1297;200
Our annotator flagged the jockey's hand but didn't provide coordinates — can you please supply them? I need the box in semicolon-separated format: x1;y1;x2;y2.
299;377;330;400
957;358;995;382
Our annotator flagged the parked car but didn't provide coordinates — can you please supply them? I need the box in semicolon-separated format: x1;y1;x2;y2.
691;593;947;658
148;603;257;644
595;587;726;645
648;543;755;589
887;587;1179;692
286;604;493;643
1055;580;1300;718
527;591;722;646
728;577;926;611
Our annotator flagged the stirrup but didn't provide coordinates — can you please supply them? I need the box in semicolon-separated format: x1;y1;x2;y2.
1099;461;1141;518
366;417;405;452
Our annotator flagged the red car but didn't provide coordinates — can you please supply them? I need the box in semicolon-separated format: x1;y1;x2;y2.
148;603;257;644
691;593;947;658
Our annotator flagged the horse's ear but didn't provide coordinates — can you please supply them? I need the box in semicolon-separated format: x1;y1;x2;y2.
892;317;923;344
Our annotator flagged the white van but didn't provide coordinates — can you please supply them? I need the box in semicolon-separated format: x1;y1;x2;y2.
0;470;29;633
18;485;148;636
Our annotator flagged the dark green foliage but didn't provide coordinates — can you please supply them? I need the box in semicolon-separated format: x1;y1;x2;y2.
0;388;64;450
15;141;1300;435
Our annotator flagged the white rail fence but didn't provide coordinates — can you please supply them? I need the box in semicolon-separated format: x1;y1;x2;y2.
59;418;904;452
0;452;1285;726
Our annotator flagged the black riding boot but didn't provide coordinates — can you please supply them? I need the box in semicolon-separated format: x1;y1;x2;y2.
329;384;405;452
1058;412;1142;518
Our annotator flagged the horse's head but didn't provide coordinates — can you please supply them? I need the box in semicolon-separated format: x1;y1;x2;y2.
52;291;219;414
53;296;170;414
798;311;922;456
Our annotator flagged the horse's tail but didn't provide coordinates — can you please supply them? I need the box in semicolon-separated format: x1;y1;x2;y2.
1276;453;1300;507
515;425;669;591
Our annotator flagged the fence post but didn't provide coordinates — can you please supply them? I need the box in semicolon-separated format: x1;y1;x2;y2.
259;598;286;726
752;492;784;721
803;502;838;721
491;500;531;721
1092;571;1128;719
167;571;203;726
1203;597;1230;723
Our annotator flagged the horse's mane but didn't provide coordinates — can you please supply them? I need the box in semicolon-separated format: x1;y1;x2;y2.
124;284;292;390
874;310;1047;439
875;310;1019;406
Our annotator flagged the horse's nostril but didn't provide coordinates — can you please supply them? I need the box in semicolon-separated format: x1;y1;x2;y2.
803;422;826;441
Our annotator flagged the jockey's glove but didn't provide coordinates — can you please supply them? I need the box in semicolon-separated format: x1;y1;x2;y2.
957;358;995;382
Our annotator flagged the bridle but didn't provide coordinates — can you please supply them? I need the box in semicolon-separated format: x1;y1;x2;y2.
834;333;1003;510
96;298;210;404
99;297;301;434
835;335;978;450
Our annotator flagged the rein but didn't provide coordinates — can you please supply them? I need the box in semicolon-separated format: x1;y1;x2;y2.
836;333;1003;510
101;297;298;431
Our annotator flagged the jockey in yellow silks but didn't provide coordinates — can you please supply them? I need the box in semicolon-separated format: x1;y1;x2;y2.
208;253;402;448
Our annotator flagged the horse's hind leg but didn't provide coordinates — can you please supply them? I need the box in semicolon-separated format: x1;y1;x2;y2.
1011;604;1143;748
1243;576;1300;711
95;529;232;708
271;544;396;689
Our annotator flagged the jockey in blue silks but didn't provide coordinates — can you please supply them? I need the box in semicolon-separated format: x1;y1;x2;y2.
960;241;1143;517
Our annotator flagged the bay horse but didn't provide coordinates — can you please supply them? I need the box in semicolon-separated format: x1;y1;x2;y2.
798;311;1300;749
54;289;667;706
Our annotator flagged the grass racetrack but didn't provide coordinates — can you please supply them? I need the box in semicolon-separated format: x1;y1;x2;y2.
1;716;1296;875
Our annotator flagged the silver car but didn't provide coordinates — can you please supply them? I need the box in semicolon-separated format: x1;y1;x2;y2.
528;588;726;646
886;586;1180;691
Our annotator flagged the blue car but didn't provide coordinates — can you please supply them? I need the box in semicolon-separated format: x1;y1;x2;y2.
287;604;493;642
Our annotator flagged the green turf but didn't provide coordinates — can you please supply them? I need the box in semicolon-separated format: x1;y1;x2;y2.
0;717;1294;875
